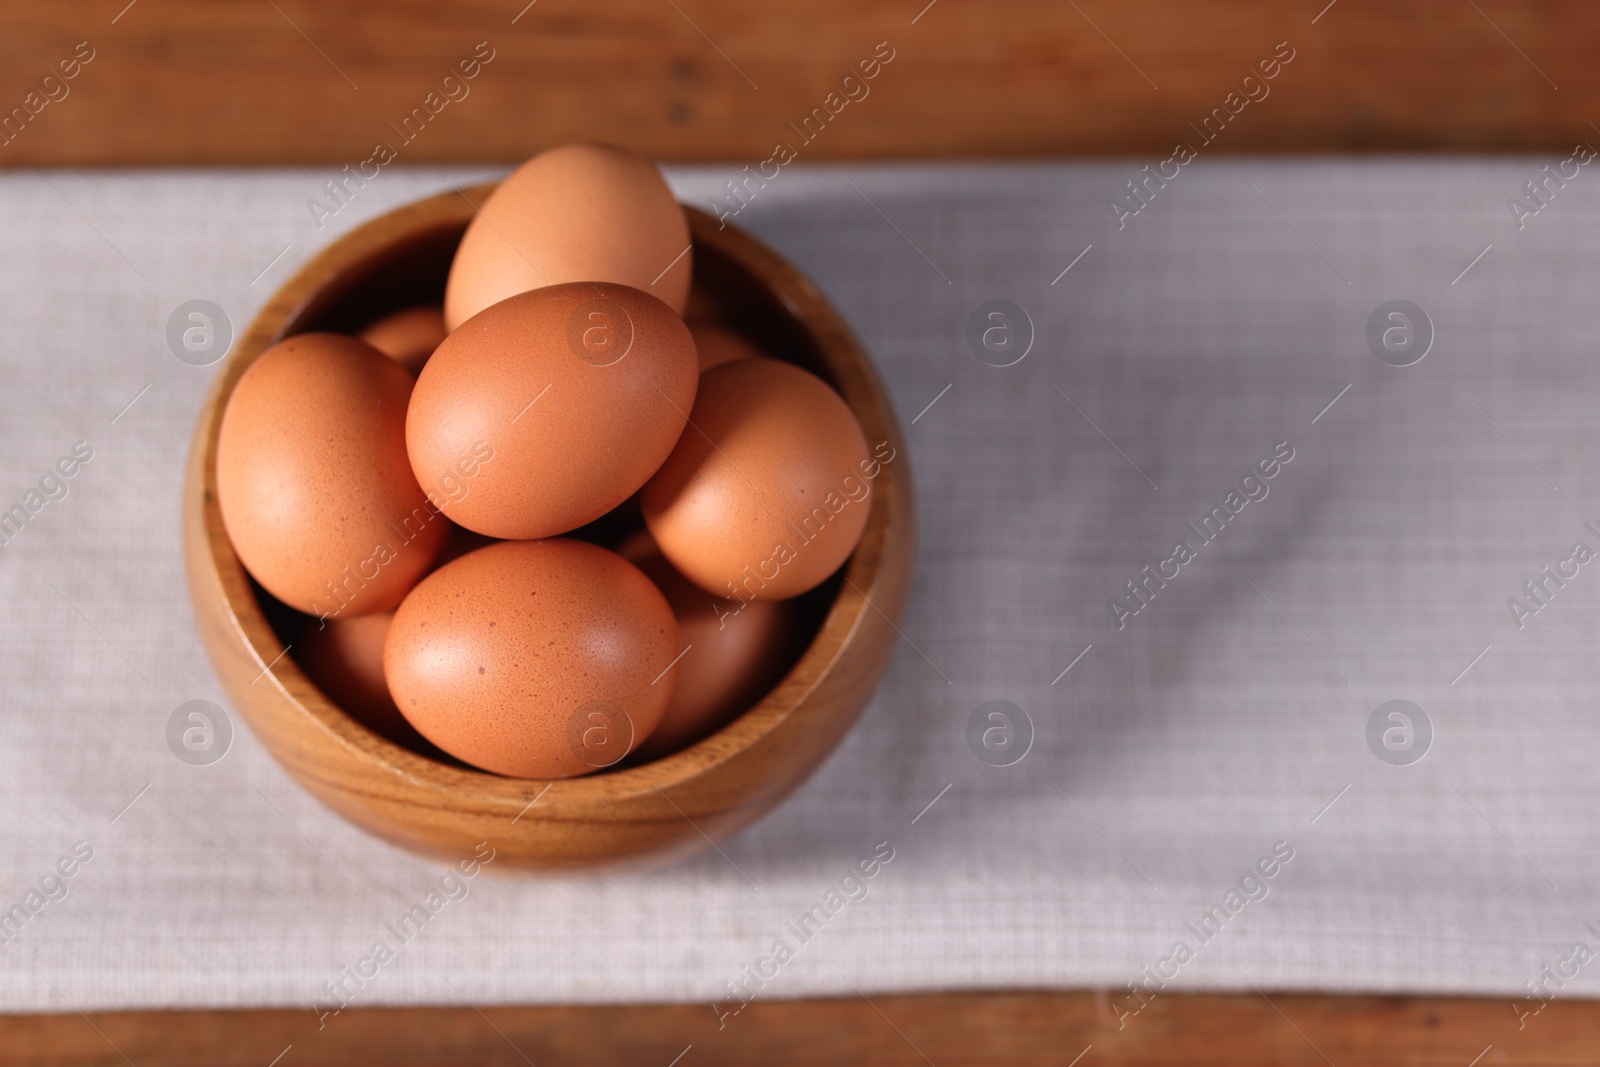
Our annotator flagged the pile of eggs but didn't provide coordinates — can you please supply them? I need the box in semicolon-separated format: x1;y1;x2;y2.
216;144;881;779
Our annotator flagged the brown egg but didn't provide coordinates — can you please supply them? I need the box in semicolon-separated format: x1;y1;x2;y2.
384;539;680;779
619;533;797;761
358;306;448;375
689;324;764;374
216;333;449;619
641;359;876;601
443;144;691;329
407;282;698;540
295;612;430;748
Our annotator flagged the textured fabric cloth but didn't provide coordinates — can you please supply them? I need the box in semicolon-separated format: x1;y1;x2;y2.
2;161;1598;1012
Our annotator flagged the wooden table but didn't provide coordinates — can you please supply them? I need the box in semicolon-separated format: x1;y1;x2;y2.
3;1;1596;1061
3;991;1593;1065
0;0;1594;164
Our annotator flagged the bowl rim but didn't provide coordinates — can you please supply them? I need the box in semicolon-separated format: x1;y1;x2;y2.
193;182;907;808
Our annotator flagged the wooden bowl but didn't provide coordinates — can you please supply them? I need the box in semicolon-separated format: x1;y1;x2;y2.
181;186;916;872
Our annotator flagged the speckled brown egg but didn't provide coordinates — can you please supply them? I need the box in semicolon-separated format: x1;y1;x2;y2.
406;282;698;540
216;333;449;618
384;538;680;779
641;359;878;600
689;323;764;374
359;306;448;375
619;533;798;761
443;144;691;329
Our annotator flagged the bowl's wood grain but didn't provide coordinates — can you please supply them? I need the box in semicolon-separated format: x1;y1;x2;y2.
182;186;915;872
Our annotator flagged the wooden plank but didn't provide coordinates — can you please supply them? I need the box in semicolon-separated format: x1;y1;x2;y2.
0;0;1594;166
0;990;1591;1066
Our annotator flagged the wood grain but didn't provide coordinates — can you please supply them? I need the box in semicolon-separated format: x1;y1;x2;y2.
0;0;1595;167
4;989;1595;1066
181;187;916;871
